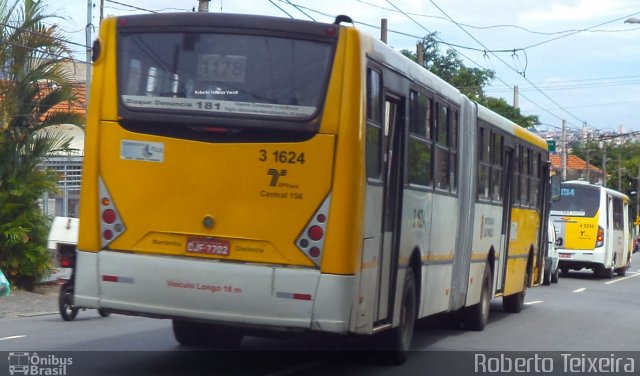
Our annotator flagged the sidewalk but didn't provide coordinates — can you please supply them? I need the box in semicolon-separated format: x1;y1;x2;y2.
0;282;59;319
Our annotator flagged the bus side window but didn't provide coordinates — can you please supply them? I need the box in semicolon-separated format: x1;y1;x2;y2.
513;145;520;206
434;102;449;191
478;126;490;200
450;110;458;193
366;68;382;180
408;90;432;187
491;133;503;202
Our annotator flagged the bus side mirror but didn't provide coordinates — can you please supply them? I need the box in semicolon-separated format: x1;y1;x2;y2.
550;175;561;201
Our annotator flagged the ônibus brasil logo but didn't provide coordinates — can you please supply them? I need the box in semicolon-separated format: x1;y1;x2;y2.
8;352;73;376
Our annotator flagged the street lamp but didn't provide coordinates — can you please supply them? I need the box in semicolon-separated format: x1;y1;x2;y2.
625;17;640;24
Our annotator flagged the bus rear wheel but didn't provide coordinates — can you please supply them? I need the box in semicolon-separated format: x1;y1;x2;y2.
462;263;491;331
372;269;416;365
173;320;244;349
596;264;614;279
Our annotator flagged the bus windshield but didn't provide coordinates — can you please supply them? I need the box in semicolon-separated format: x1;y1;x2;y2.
118;32;334;121
550;185;600;217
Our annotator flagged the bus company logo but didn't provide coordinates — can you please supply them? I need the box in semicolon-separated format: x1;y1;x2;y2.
267;169;287;187
8;352;73;376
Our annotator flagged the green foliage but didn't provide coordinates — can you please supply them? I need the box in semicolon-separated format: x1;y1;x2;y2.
0;0;84;290
401;32;494;101
479;97;540;129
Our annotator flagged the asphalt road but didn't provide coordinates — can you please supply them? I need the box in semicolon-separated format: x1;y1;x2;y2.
2;257;640;375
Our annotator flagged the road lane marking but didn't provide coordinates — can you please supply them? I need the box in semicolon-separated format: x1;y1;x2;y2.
0;335;25;341
573;288;586;293
524;301;543;305
605;273;640;285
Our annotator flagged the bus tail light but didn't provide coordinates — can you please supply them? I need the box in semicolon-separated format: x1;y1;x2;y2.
295;194;331;267
99;177;126;248
596;226;604;248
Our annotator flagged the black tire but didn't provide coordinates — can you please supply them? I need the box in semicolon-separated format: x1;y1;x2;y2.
596;264;614;279
551;268;560;284
543;264;551;286
58;282;79;321
172;320;244;349
98;309;111;317
462;263;491;331
372;270;417;365
617;256;631;277
503;272;527;313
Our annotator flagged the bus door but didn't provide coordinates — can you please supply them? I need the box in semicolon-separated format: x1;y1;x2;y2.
376;94;405;322
536;160;551;283
496;148;514;292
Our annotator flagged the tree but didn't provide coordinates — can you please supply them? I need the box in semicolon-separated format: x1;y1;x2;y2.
401;32;494;102
478;97;539;129
0;0;84;290
401;32;539;128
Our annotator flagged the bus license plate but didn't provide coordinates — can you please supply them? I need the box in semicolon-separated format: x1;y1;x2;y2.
559;253;572;259
186;237;230;256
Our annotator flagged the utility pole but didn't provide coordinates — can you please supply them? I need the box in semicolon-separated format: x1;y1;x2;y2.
416;42;424;66
637;165;640;234
513;85;519;109
198;0;210;12
602;140;607;187
585;132;591;183
381;18;387;44
618;152;622;191
85;0;92;108
562;120;567;181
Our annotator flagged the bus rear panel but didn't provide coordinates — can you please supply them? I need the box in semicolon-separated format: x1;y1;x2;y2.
551;181;630;276
76;13;362;334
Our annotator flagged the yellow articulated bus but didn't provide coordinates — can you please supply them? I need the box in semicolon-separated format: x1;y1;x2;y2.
551;181;631;278
75;12;552;362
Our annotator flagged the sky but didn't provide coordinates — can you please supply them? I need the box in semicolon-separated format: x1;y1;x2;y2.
42;0;640;137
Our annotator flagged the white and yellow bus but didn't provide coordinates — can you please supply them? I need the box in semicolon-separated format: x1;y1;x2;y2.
75;13;552;362
551;181;631;278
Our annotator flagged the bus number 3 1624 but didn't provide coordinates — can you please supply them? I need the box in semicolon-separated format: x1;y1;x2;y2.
259;150;306;164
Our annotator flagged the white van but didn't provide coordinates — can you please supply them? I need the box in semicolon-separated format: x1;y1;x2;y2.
543;219;560;285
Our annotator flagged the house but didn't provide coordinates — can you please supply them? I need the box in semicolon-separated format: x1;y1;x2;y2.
550;154;604;184
39;61;88;218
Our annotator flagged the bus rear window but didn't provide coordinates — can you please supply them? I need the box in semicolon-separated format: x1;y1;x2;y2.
118;32;334;121
550;185;600;217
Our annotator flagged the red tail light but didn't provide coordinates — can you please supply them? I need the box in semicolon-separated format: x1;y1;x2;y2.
99;177;125;248
296;195;331;267
596;226;604;248
60;257;71;268
308;226;324;241
102;209;116;224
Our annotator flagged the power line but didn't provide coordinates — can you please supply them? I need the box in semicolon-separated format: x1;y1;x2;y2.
274;0;581;128
357;0;640;36
378;0;578;127
423;0;586;126
519;11;640;50
268;0;294;18
284;0;315;21
104;0;157;14
270;0;490;53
